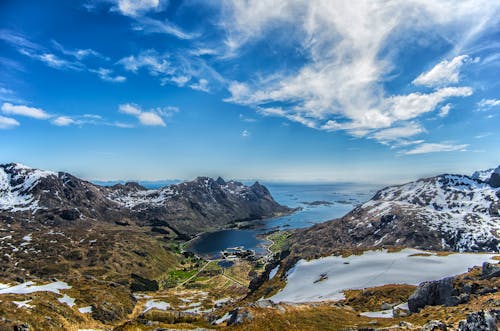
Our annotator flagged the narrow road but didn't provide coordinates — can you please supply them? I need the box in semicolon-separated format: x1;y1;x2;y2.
177;260;214;288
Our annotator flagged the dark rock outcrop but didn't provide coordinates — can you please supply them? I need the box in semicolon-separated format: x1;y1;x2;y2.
482;262;500;279
421;320;447;331
227;308;254;326
408;277;468;313
457;310;499;331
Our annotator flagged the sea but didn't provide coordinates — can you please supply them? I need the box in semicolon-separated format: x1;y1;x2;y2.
187;183;381;258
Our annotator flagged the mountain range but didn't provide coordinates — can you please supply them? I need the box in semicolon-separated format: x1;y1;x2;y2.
0;163;291;237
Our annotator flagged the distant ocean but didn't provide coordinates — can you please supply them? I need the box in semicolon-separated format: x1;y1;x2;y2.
188;183;382;258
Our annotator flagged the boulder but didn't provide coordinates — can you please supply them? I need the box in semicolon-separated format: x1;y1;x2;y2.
482;262;500;279
421;320;447;331
227;308;254;325
408;277;461;312
457;310;499;331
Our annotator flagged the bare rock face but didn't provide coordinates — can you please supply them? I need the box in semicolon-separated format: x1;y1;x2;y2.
0;163;291;236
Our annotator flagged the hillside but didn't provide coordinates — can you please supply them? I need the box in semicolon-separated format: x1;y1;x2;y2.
288;166;500;259
0;163;291;236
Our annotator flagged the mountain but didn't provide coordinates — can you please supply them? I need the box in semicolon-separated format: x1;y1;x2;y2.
289;166;500;259
0;163;291;236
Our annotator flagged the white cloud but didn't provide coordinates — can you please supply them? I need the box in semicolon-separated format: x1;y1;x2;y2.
113;122;135;128
118;103;169;126
0;115;19;129
220;0;498;145
404;142;468;155
386;87;472;122
371;122;424;142
51;116;75;126
439;103;452;117
118;50;172;75
241;129;250;137
412;55;471;87
474;132;492;139
118;50;223;91
133;16;197;40
170;75;190;87
37;53;83;71
239;114;256;122
189;78;209;92
477;98;500;109
138;112;165;126
114;0;164;17
1;102;51;119
90;68;126;82
119;103;142;115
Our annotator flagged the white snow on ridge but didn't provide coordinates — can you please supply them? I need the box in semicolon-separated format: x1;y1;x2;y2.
0;163;56;211
472;168;494;182
359;174;500;251
270;248;495;303
107;178;251;209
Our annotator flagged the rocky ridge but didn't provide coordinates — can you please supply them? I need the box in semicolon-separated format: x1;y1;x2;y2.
289;166;500;258
0;163;291;236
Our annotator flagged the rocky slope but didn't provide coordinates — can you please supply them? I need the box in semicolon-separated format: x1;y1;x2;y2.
0;163;291;236
289;166;500;258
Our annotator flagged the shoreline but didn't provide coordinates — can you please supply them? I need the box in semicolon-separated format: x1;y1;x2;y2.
182;210;298;261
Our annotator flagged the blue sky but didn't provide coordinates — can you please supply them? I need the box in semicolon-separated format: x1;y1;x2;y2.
0;0;499;183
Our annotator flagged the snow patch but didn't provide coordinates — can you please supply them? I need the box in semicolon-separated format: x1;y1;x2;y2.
143;300;170;312
269;265;279;280
0;281;71;295
270;249;494;303
13;299;33;309
78;306;93;313
58;294;76;307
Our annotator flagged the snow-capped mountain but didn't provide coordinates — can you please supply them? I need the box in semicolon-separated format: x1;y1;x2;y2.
292;166;500;256
0;163;290;236
0;163;57;212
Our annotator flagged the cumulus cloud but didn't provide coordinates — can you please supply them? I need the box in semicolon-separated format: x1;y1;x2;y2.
220;0;499;149
439;103;452;117
119;103;142;115
1;102;51;119
0;115;19;129
138;112;165;126
119;103;170;126
189;79;209;92
403;142;468;155
412;55;473;87
241;129;250;137
51;116;75;126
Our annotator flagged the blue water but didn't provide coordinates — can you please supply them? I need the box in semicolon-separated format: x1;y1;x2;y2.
188;183;380;258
